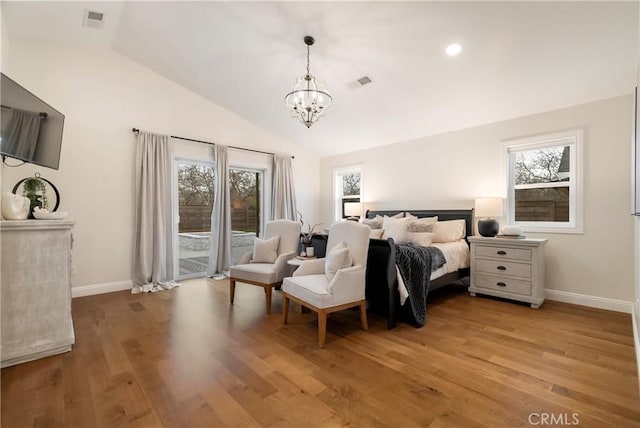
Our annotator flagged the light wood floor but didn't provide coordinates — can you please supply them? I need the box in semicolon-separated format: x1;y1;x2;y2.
2;278;639;427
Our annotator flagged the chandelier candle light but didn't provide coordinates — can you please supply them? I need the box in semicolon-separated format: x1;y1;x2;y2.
285;35;332;128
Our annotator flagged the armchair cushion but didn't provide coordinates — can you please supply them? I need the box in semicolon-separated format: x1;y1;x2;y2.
252;236;280;263
229;263;277;284
325;242;353;282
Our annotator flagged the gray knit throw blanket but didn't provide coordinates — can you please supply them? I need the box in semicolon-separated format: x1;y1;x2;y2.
395;244;446;327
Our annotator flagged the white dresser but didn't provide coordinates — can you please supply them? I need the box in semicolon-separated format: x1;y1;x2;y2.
468;236;548;308
1;220;75;367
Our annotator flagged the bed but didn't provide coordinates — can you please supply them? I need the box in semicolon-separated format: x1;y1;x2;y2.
364;209;474;329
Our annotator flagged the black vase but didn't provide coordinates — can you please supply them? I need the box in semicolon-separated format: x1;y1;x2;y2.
478;219;499;237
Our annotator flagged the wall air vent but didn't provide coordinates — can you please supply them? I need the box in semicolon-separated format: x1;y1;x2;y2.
356;76;372;86
83;10;105;29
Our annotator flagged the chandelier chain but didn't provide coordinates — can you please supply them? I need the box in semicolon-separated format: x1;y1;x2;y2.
306;44;310;76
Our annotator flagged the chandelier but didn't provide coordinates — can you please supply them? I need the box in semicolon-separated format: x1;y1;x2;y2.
285;35;332;128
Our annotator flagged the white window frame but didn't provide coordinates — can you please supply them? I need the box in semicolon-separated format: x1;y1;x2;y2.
333;165;363;222
503;129;583;234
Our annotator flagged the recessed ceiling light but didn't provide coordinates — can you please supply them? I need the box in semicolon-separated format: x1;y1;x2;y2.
445;43;462;57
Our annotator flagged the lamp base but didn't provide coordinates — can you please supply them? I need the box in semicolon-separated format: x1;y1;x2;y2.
478;219;499;237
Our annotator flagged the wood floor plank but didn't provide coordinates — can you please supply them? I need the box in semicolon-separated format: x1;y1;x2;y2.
1;279;638;427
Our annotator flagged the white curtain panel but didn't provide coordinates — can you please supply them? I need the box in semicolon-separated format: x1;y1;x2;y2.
271;153;297;220
207;144;232;276
132;131;177;293
2;109;42;160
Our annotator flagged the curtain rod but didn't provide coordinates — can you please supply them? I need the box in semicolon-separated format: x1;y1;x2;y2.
1;104;48;119
131;128;294;159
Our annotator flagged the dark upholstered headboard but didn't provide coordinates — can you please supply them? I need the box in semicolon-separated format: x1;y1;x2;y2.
365;209;474;242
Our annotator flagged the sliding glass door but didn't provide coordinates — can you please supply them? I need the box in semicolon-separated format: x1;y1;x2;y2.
176;160;215;279
229;168;263;265
175;161;264;279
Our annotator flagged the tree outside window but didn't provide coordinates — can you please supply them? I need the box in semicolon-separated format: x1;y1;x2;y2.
333;167;362;221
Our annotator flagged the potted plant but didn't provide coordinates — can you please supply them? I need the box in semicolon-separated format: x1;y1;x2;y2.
297;211;322;244
22;176;48;219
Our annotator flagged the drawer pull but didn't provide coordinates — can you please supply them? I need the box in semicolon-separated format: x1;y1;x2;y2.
496;282;507;287
497;250;507;255
497;266;507;271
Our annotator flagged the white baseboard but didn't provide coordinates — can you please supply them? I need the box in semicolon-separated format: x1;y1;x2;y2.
545;289;632;314
72;280;132;298
632;301;640;395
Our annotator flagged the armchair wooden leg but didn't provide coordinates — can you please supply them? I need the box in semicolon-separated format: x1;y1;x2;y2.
283;295;289;324
318;310;327;348
359;301;368;331
265;286;272;314
229;278;236;305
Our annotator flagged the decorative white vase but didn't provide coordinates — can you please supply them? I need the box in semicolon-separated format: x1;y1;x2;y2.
2;192;30;220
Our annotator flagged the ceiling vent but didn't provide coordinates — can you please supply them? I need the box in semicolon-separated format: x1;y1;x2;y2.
356;76;372;86
83;10;105;29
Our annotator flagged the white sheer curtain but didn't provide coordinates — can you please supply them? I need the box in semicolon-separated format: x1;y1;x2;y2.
207;144;232;276
132;131;178;293
271;153;297;220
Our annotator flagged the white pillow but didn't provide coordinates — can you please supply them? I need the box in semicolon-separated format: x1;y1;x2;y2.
406;216;438;232
381;216;411;240
369;228;384;239
395;231;435;247
433;220;466;243
252;236;280;263
361;215;383;229
325;242;353;282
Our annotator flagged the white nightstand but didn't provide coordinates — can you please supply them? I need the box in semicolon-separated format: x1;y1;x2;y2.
468;236;548;308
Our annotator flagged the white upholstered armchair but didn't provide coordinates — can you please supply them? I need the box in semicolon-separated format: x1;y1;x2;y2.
282;221;370;347
229;219;301;314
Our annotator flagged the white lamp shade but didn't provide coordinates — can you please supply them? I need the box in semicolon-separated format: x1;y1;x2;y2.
474;198;503;218
344;202;362;217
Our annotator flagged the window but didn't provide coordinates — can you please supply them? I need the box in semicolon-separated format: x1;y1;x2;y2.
504;129;583;234
333;166;362;221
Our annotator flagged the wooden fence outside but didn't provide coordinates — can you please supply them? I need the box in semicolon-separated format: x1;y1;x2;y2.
179;205;258;233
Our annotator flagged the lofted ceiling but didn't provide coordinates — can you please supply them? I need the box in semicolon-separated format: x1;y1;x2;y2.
2;1;637;157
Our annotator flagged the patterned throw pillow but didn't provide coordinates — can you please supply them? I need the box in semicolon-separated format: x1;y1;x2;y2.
406;216;438;232
361;215;383;229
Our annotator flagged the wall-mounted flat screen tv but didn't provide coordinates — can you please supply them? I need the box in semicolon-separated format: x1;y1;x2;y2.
1;73;65;170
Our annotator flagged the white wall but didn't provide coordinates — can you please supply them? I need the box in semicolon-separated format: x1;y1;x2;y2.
321;95;634;302
633;3;640;384
1;38;320;290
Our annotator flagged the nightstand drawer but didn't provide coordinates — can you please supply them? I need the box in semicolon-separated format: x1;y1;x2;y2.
475;274;532;296
476;259;531;279
476;245;531;261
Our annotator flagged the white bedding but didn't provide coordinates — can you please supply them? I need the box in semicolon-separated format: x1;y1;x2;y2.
397;239;470;305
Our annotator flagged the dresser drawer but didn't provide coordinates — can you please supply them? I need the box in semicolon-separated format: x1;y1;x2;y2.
475;245;531;261
475;274;532;296
476;259;531;279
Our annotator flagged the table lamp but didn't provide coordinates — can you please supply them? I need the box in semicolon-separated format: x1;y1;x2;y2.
474;197;503;237
344;201;362;221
